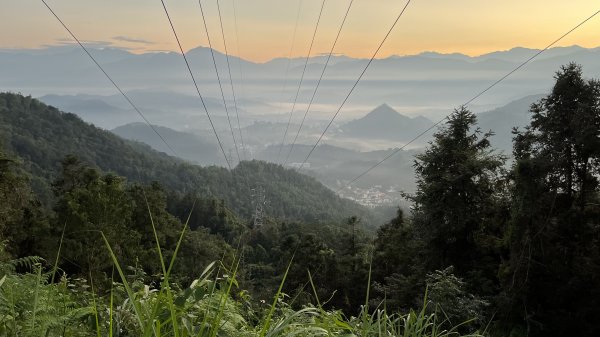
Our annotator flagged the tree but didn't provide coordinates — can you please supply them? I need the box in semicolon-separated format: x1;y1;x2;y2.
0;144;50;258
503;63;600;336
167;191;244;243
128;182;184;277
371;209;425;311
0;146;29;239
411;107;506;293
52;156;140;277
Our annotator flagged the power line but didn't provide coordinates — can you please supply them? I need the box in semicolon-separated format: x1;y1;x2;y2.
159;0;232;170
276;0;327;165
41;0;179;158
270;0;304;163
198;0;241;165
283;0;354;165
216;0;246;161
218;0;256;195
232;0;250;159
299;0;412;169
463;9;600;107
335;7;600;193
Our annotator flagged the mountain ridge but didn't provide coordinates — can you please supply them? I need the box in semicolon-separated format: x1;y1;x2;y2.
4;44;599;121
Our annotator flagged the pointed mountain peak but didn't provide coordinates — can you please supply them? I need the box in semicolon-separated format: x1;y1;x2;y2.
187;45;224;57
369;103;400;117
342;103;434;142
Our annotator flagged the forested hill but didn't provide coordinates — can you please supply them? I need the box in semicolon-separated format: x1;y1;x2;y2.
0;92;370;224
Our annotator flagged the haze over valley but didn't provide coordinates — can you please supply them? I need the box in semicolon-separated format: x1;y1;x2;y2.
4;44;598;207
3;1;600;335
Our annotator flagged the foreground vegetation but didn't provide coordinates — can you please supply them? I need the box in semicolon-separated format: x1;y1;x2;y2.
0;244;483;337
1;63;600;336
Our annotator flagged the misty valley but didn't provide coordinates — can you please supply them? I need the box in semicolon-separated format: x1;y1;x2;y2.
1;5;600;336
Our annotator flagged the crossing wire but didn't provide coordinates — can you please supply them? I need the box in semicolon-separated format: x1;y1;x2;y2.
283;0;354;165
232;0;250;159
270;0;304;163
335;8;600;193
197;0;241;164
41;0;179;158
276;0;327;164
299;0;412;169
216;0;246;161
160;0;232;169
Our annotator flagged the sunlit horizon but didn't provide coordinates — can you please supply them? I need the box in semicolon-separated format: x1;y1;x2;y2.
6;41;599;64
2;0;599;62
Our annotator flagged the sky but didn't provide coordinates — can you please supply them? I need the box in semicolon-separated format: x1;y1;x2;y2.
2;0;600;62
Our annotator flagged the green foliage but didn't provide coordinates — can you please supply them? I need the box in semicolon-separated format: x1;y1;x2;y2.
411;107;506;280
0;144;51;259
425;267;488;330
371;209;425;312
4;62;600;337
0;147;28;234
0;262;480;337
0;253;94;337
238;217;374;315
502;63;600;336
166;192;242;242
0;92;371;225
51;156;140;277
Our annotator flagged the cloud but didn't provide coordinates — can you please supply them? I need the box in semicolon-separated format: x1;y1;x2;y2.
112;36;155;45
47;38;136;50
52;38;114;48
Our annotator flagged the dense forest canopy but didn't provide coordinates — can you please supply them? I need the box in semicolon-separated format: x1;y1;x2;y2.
0;63;599;337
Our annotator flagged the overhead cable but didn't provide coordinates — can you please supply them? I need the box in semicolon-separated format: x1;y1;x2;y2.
276;0;327;164
283;0;355;165
197;0;241;164
160;0;232;169
299;0;412;169
41;0;179;158
335;8;600;192
216;0;246;161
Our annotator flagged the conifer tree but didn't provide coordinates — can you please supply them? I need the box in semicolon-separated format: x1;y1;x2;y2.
412;107;505;283
505;63;600;336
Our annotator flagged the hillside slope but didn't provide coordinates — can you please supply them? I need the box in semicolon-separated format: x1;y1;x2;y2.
0;92;371;224
477;94;544;153
112;122;222;166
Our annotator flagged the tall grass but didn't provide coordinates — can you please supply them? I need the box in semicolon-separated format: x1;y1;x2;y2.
0;202;483;337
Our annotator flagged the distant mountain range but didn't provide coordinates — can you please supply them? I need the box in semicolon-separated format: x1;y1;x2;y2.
3;44;599;124
2;43;596;201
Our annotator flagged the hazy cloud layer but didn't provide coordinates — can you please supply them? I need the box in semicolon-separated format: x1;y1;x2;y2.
112;36;155;45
